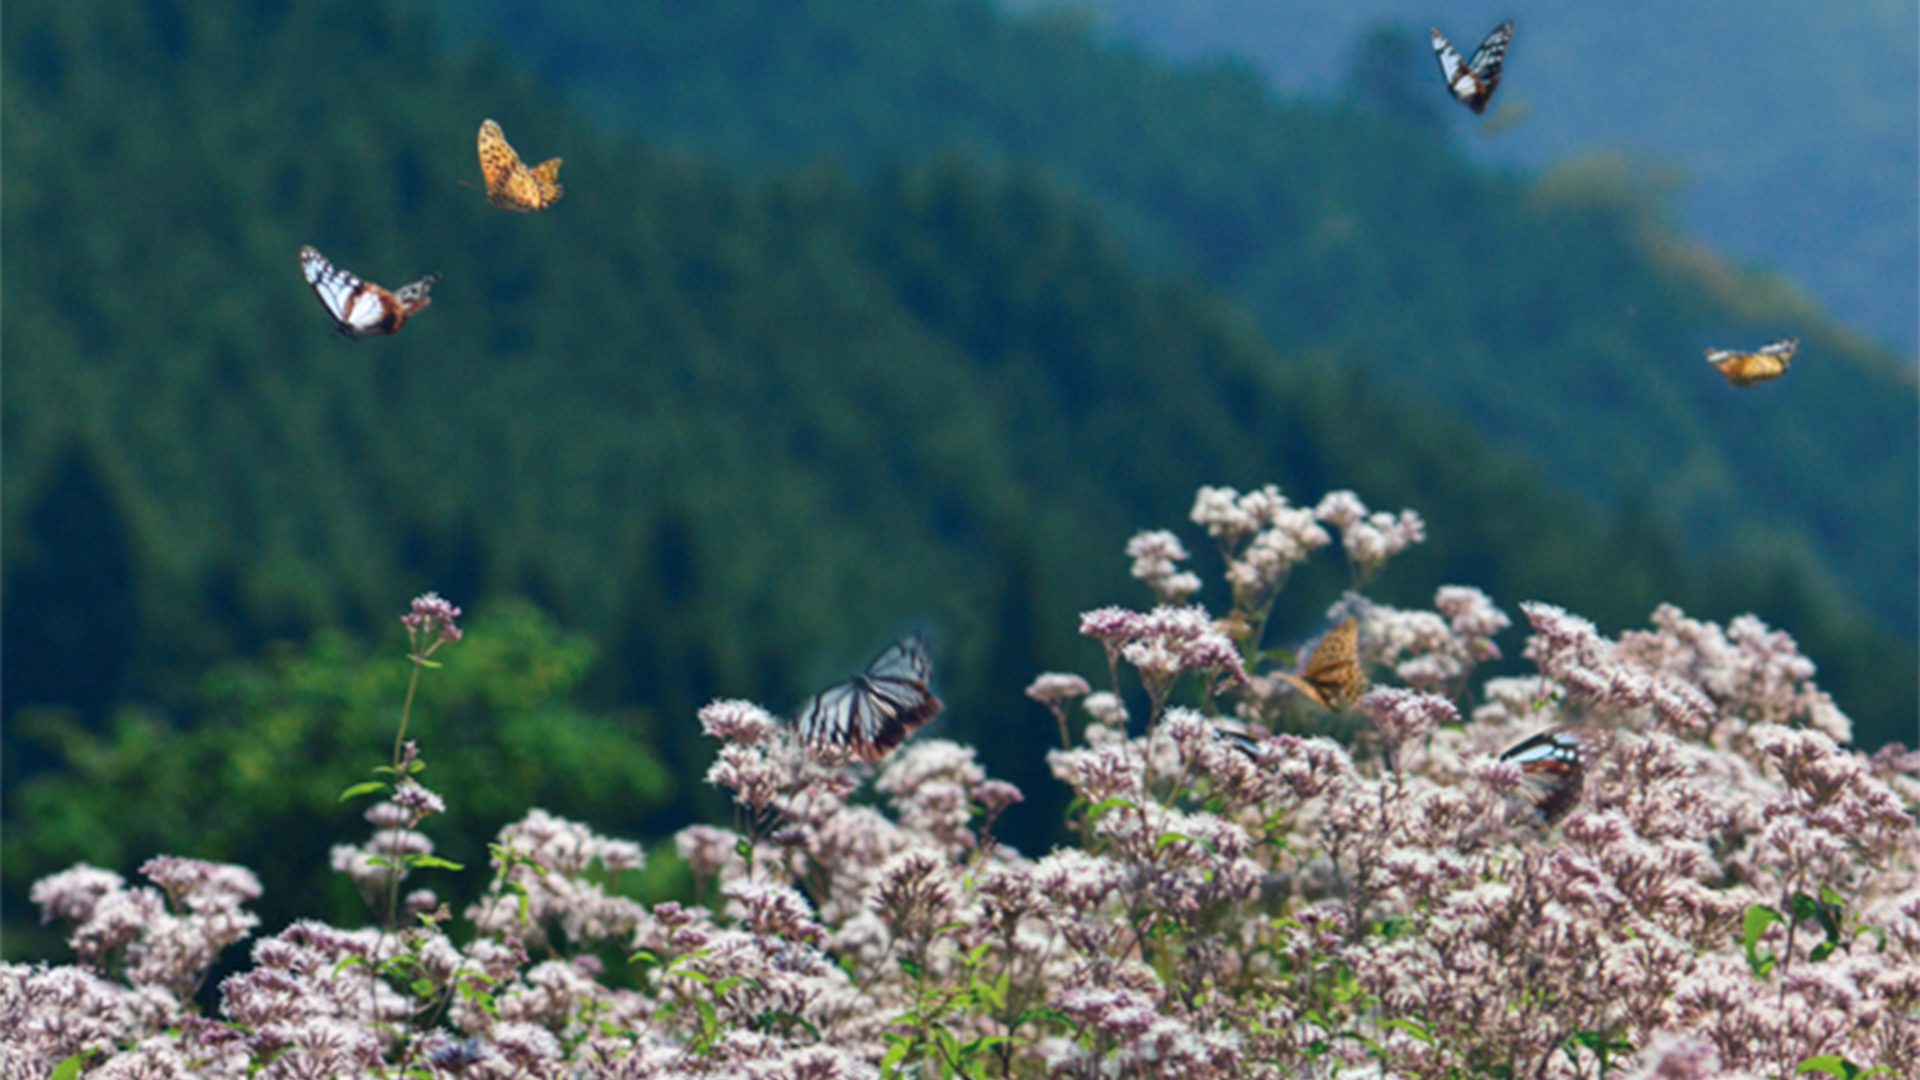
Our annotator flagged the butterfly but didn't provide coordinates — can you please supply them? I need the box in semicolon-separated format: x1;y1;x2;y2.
298;246;439;338
1430;20;1514;114
1275;617;1366;710
1707;337;1797;387
1498;727;1586;824
796;633;944;762
477;119;563;212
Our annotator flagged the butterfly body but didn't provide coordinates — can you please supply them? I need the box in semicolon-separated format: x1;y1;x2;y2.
1431;20;1514;114
1499;727;1585;824
1275;617;1366;710
1707;337;1796;387
478;119;563;212
797;633;943;762
299;246;438;338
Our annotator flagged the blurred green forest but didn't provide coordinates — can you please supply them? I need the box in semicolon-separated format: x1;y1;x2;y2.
434;0;1919;638
3;0;1914;949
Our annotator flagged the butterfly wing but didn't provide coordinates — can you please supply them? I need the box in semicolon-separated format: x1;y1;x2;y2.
529;157;564;206
300;246;361;325
393;272;440;315
300;245;391;337
1706;337;1795;387
1467;21;1514;83
798;634;943;761
1432;21;1512;113
1429;28;1470;97
1499;728;1585;824
1277;617;1364;710
866;633;934;683
477;120;522;195
299;246;436;337
478;120;562;211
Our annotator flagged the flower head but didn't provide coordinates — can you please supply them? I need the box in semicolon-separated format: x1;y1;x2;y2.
402;592;463;657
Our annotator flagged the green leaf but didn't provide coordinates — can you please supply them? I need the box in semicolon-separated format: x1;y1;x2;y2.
1012;1005;1072;1029
1795;1055;1854;1078
1154;831;1213;854
410;977;434;996
965;977;1005;1011
1088;796;1134;820
50;1054;91;1080
408;855;464;871
1742;904;1783;976
1380;1017;1433;1044
1791;891;1820;924
629;949;662;969
1810;941;1837;963
338;781;387;801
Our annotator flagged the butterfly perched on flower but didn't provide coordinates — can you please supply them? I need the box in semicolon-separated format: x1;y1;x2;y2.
1498;727;1586;824
796;633;944;762
477;119;563;212
1707;337;1796;387
298;246;439;338
1275;617;1366;710
1430;20;1514;114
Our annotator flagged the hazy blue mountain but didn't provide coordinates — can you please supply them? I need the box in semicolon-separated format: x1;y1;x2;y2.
1022;0;1919;356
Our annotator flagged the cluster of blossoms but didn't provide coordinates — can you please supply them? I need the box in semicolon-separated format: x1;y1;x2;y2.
402;591;464;656
6;485;1918;1079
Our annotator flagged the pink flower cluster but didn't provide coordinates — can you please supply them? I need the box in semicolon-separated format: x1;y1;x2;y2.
8;483;1917;1079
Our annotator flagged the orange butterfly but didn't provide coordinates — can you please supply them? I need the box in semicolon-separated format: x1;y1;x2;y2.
477;119;563;212
1706;337;1796;387
1275;617;1366;710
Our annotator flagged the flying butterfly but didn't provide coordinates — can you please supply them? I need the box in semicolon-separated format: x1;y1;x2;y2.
1498;727;1586;824
298;246;439;338
1430;20;1514;114
1707;337;1797;388
1275;617;1367;711
477;119;563;212
796;633;944;763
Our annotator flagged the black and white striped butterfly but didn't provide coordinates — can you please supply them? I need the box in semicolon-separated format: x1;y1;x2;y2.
1499;727;1585;824
1430;20;1514;114
796;633;943;762
299;246;439;338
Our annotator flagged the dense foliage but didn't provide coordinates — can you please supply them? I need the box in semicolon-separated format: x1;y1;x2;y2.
435;0;1919;637
4;602;678;958
8;486;1918;1078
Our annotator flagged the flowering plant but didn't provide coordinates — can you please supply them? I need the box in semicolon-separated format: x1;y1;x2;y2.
7;488;1917;1080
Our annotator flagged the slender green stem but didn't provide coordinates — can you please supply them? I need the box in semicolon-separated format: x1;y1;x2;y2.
394;659;422;772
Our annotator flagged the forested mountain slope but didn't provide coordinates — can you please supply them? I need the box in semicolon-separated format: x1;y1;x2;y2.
432;0;1918;643
4;0;1911;782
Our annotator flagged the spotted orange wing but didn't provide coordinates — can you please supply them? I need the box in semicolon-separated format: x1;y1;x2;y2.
1707;337;1796;387
1275;617;1366;710
478;119;563;212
